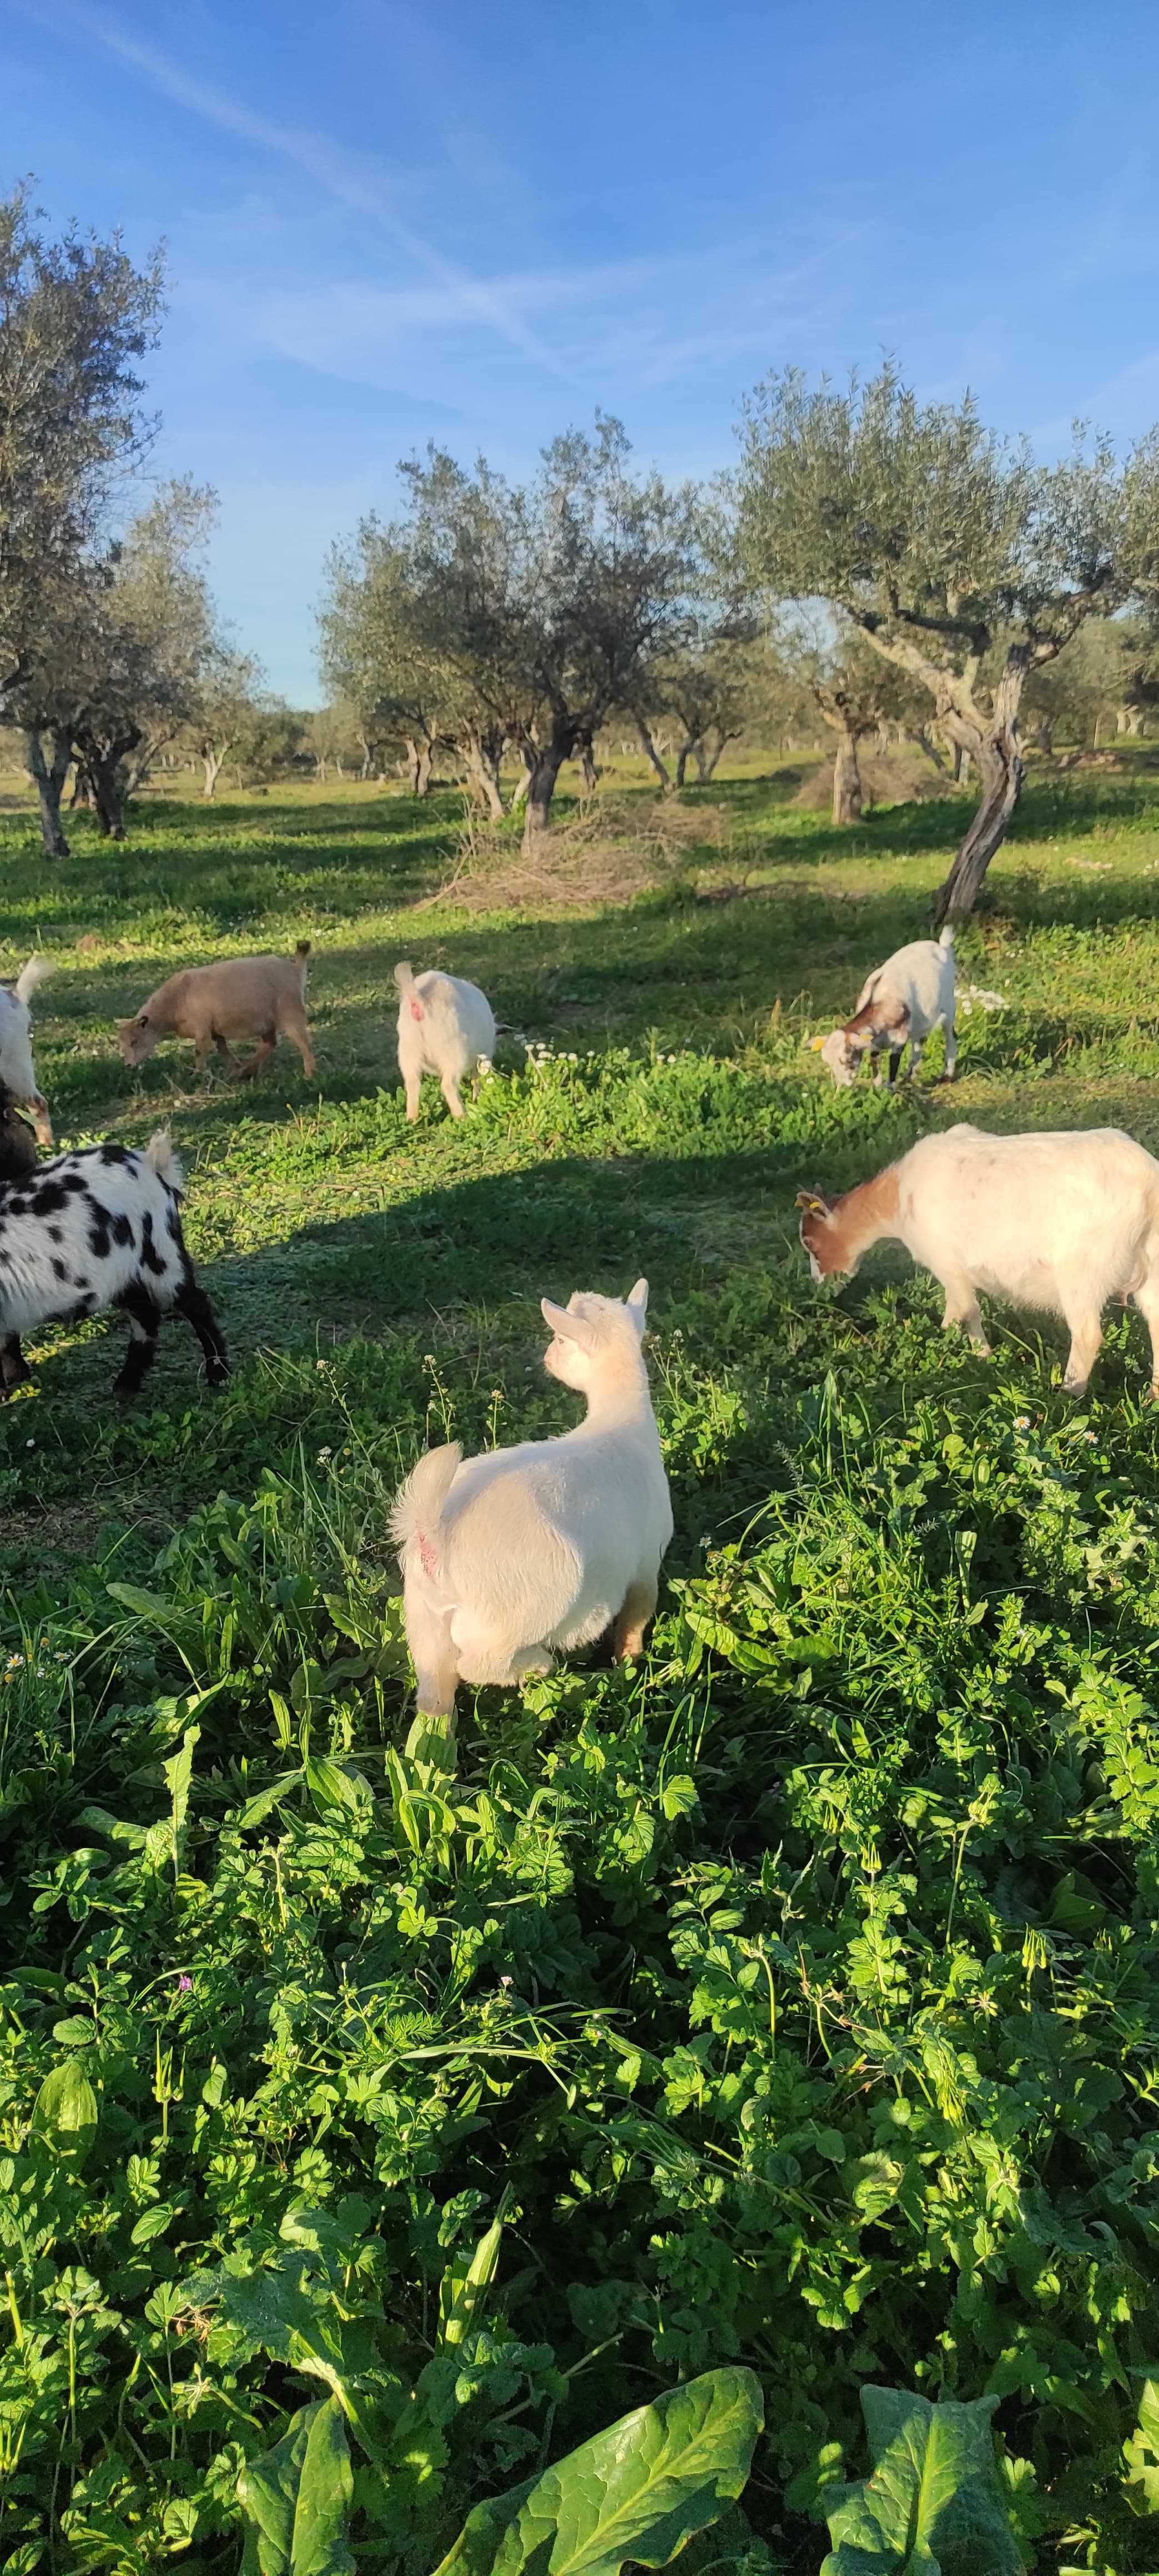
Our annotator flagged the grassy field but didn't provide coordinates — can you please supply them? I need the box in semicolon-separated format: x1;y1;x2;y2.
5;756;1159;2568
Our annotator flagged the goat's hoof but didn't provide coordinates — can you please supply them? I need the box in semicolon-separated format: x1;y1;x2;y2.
206;1360;230;1388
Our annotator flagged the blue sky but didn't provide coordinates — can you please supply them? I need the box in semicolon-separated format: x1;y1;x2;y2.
7;0;1159;702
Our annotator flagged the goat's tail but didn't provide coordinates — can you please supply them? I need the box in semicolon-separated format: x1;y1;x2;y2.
145;1129;184;1194
938;924;955;953
394;959;415;997
389;1441;462;1565
14;955;53;1005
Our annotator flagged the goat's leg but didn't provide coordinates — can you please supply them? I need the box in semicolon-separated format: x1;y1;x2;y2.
938;1268;990;1353
612;1575;658;1662
1129;1274;1159;1397
0;1334;30;1393
281;1003;316;1079
113;1284;161;1396
234;1031;277;1083
211;1031;242;1075
174;1271;230;1386
943;1015;958;1081
906;1035;925;1082
440;1070;466;1120
1060;1305;1103;1397
403;1582;461;1716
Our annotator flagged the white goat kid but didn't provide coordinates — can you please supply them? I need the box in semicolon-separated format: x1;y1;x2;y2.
812;926;956;1088
797;1123;1159;1398
0;958;54;1144
394;962;496;1122
391;1280;673;1715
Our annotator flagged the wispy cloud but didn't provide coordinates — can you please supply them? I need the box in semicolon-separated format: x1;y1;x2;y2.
257;235;866;402
11;0;570;377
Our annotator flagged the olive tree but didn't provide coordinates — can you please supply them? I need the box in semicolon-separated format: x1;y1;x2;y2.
321;420;700;847
735;362;1159;918
318;524;446;798
0;182;163;706
643;605;760;789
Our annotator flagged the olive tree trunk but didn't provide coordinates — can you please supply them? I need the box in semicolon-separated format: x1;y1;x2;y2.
202;744;229;798
462;734;505;818
934;722;1024;922
832;724;864;824
696;726;736;782
405;737;434;797
633;715;672;792
24;727;73;858
576;733;598;792
521;734;571;848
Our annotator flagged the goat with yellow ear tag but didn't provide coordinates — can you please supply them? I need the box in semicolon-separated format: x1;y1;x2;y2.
795;1189;829;1217
808;1034;828;1053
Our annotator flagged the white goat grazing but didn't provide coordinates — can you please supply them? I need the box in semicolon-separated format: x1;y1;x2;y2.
394;962;496;1121
812;927;956;1088
390;1280;673;1713
797;1123;1159;1396
0;959;54;1144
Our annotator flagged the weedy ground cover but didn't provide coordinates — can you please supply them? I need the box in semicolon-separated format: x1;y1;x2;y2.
3;758;1159;2569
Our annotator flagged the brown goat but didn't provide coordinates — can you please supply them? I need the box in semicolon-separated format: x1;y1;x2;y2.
118;943;316;1081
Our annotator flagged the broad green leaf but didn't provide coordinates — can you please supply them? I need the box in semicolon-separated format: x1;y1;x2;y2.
1123;2375;1159;2510
432;2365;762;2576
31;2059;98;2167
105;1581;183;1622
235;1771;305;1829
51;2015;95;2047
238;2395;354;2575
304;1755;364;1818
131;2201;182;2246
821;2387;1022;2575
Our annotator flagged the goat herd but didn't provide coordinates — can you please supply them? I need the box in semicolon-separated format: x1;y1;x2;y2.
2;923;1157;1714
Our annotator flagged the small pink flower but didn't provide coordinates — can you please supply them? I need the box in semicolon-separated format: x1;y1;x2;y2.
177;1975;193;1993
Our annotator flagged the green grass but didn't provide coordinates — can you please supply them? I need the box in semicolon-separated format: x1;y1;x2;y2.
5;759;1159;2567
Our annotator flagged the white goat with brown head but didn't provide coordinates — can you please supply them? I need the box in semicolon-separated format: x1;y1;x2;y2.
812;927;956;1089
797;1121;1159;1398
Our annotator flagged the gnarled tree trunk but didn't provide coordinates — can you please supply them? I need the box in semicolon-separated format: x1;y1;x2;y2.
521;728;571;848
202;744;229;798
75;728;138;839
25;728;73;858
405;737;434;797
831;724;864;825
633;715;672;792
462;731;506;818
674;737;696;788
696;726;737;782
934;701;1025;925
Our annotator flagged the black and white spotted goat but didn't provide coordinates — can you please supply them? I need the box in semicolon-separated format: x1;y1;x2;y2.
0;1089;229;1398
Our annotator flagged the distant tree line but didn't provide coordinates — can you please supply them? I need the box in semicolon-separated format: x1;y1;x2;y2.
7;178;1159;910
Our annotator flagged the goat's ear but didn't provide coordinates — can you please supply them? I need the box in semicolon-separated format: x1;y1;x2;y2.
625;1277;649;1335
795;1189;831;1217
409;997;425;1021
808;1034;827;1053
541;1296;597;1350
